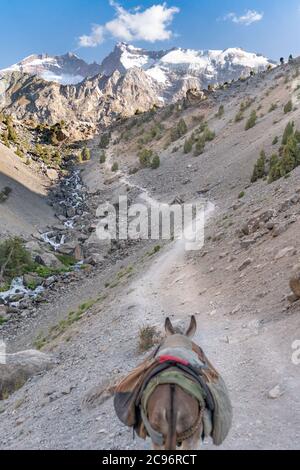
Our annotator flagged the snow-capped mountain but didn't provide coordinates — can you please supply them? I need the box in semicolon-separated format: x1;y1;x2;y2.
0;43;275;132
1;53;101;85
99;43;274;101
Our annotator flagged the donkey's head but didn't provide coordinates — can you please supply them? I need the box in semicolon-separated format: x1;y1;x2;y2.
164;315;197;339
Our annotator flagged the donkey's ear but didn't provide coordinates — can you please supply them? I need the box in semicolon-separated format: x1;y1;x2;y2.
165;317;175;336
185;315;197;338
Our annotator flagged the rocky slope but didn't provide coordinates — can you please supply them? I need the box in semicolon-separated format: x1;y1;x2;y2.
0;53;101;85
0;58;300;450
0;68;159;128
0;142;55;239
0;43;274;130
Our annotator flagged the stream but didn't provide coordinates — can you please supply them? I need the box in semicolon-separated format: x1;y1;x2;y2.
0;169;87;307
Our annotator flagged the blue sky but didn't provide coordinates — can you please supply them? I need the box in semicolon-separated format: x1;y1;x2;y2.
1;0;300;68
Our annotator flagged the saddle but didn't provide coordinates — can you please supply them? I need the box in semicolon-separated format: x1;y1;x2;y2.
114;334;232;446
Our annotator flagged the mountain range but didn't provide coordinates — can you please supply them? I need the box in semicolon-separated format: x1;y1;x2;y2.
0;43;274;131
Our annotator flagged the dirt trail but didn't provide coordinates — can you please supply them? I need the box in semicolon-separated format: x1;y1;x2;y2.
126;220;300;450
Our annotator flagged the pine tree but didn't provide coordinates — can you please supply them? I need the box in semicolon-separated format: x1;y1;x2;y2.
151;154;160;169
251;151;266;183
245;110;257;130
282;122;294;145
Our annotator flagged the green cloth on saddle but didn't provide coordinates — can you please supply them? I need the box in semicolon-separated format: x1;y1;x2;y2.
114;335;232;446
141;368;206;411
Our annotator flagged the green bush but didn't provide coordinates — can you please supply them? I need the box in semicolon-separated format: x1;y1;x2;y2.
99;151;106;164
184;138;193;154
194;138;205;156
284;100;293;114
251;151;266;183
272;136;279;145
170;119;188;142
0;186;12;203
81;147;91;161
269;103;278;112
7;119;18;143
139;148;153;168
216;105;225;118
235;111;244;123
151;154;160;169
99;133;110;149
203;127;216;142
245;111;257;130
282;122;294;145
0;237;33;282
111;162;119;172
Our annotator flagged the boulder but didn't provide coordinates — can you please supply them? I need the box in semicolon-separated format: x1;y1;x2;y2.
85;253;105;266
83;233;111;256
23;274;44;288
0;305;9;320
290;271;300;299
46;169;59;181
275;246;296;260
57;242;77;256
0;350;58;400
238;258;253;272
25;241;43;257
35;253;64;269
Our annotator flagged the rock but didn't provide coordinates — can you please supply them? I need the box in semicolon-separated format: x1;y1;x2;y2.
25;241;43;257
287;293;299;303
275;246;296;260
35;253;64;269
0;305;9;320
238;258;253;271
272;224;288;238
266;221;275;231
268;385;284;399
231;305;241;315
0;350;58;400
85;253;105;266
290;271;300;299
57;242;77;256
23;274;43;288
74;244;84;261
242;210;276;235
66;207;76;218
212;231;225;242
43;276;57;287
46;169;59;181
240;238;256;249
83;233;111;256
279;198;293;212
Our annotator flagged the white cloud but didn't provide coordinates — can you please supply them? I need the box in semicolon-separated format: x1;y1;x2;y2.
79;1;179;47
79;25;105;47
223;9;264;26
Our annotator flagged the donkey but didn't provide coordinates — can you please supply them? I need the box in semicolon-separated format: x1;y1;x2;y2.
114;316;232;450
145;316;205;451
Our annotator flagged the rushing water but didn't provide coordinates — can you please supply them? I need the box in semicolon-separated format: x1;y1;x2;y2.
0;277;44;306
41;170;87;250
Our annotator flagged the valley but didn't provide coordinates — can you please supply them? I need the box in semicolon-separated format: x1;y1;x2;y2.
0;52;300;450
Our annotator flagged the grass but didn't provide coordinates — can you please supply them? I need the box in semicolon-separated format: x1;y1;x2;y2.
0;316;7;326
56;254;77;267
238;191;245;199
138;325;160;352
147;245;161;257
33;298;99;349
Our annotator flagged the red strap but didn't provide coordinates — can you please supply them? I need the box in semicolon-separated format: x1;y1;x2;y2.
158;355;189;366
